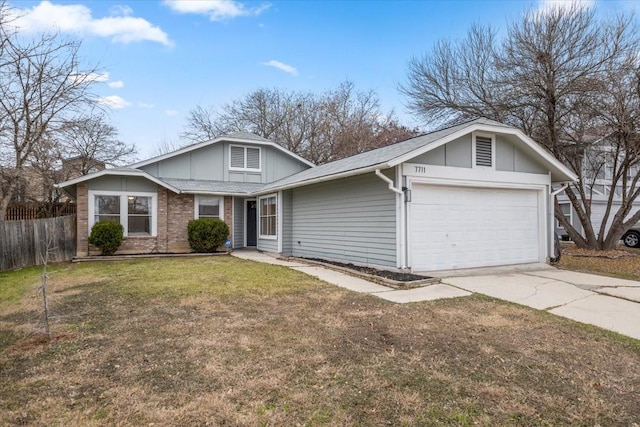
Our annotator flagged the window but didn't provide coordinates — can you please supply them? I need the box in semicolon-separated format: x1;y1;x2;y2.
195;196;223;219
90;191;156;237
95;195;120;223
474;134;493;167
259;195;277;238
127;196;151;235
230;145;261;171
557;202;571;229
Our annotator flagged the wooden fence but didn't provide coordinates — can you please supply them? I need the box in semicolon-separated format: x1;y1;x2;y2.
0;215;76;271
4;202;77;221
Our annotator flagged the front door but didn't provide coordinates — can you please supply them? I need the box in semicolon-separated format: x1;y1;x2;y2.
246;200;257;246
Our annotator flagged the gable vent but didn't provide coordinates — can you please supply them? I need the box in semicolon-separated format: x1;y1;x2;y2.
230;146;245;168
247;147;260;170
475;136;493;167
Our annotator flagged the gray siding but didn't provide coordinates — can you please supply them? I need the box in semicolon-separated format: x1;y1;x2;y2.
257;237;278;253
411;135;472;168
290;172;397;268
88;176;157;192
233;197;244;248
496;136;547;174
140;144;225;180
140;141;309;183
281;190;293;255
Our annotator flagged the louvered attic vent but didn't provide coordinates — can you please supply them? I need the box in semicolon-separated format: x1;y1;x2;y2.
475;136;493;167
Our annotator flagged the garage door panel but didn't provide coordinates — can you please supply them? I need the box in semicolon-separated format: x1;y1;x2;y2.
411;185;541;271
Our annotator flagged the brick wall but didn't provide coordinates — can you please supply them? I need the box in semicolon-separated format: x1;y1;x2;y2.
167;192;194;253
79;189;237;256
157;187;168;253
224;196;233;243
76;183;89;257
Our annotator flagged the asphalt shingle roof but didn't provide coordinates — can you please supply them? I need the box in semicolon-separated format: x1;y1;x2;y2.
159;178;266;194
260;118;509;192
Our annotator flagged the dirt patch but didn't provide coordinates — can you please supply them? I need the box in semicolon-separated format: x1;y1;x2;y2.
303;257;432;282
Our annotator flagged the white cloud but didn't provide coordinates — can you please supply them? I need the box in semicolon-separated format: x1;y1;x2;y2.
13;1;172;46
138;102;155;108
108;80;125;89
165;109;179;116
70;71;110;84
98;95;131;109
164;0;270;21
262;60;298;76
538;0;595;13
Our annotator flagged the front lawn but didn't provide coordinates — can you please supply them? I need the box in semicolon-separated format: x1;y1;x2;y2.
558;244;640;281
1;256;639;425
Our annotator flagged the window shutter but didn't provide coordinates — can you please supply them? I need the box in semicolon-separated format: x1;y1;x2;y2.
475;136;493;167
246;147;260;170
230;146;245;168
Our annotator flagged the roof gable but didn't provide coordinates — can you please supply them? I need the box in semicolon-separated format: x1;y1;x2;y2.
131;133;314;169
259;118;578;193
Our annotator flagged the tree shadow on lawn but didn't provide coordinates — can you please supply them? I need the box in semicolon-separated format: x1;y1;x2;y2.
1;272;639;426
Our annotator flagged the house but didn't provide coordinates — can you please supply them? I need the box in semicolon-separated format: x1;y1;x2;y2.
57;119;577;272
555;134;640;247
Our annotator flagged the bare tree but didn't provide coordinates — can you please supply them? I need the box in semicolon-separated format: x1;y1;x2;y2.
400;5;640;250
149;136;190;157
0;17;100;218
182;81;419;164
58;112;136;175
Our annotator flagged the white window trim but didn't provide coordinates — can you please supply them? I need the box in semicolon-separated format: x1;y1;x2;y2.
472;132;496;169
229;144;262;172
258;193;278;240
88;190;157;237
194;195;224;220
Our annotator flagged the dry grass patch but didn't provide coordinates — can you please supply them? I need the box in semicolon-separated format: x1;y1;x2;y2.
1;256;639;425
559;244;640;280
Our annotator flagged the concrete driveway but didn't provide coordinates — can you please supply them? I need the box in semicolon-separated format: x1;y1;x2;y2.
439;265;640;340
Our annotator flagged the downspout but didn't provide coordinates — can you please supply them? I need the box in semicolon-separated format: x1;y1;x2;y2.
375;169;407;269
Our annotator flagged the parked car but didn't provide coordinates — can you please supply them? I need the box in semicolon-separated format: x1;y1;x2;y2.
623;226;640;248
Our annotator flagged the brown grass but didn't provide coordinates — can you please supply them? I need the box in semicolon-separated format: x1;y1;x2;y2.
559;244;640;281
1;257;639;425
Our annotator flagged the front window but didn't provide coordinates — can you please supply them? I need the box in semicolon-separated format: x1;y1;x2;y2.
259;195;277;238
90;191;156;237
127;196;151;235
95;195;120;223
195;197;222;219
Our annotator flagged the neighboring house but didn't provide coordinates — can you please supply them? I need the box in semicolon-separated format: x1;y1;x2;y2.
555;135;640;247
57;120;577;272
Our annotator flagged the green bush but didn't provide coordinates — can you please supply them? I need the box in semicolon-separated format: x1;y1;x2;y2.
188;218;229;253
88;221;124;255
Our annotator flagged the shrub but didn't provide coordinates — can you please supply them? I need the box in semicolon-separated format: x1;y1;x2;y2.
188;218;229;253
88;221;124;255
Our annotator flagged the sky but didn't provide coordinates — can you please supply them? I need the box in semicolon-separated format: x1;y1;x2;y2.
7;0;637;159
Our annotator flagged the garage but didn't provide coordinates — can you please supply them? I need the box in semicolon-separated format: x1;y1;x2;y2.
410;184;542;271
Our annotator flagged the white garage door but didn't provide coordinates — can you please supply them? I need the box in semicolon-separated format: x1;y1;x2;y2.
410;185;541;271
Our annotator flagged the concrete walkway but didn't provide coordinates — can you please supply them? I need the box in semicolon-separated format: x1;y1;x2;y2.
231;250;640;340
231;250;471;302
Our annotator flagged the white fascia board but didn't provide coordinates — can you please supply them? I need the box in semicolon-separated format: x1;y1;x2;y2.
55;169;181;194
250;163;390;196
130;137;315;169
403;163;551;186
388;123;579;183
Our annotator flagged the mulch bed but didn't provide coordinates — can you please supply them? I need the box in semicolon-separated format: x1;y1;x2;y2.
303;258;433;282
